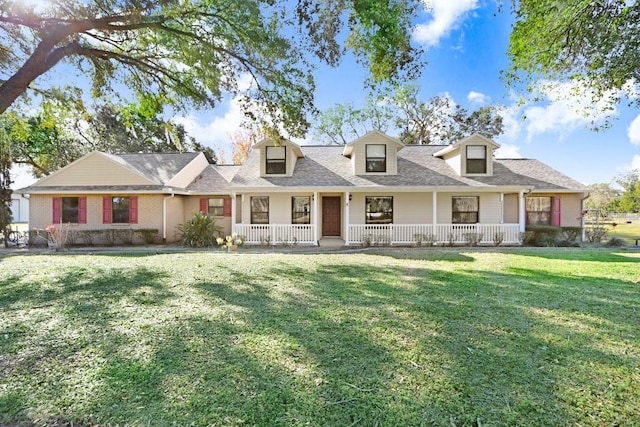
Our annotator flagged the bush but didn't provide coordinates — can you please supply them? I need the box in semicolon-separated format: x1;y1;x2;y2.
176;212;222;247
136;228;159;245
463;232;483;247
585;226;608;243
561;227;582;242
604;237;627;247
493;231;505;246
523;225;561;247
414;233;436;247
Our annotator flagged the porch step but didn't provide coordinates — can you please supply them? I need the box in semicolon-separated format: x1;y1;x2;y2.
319;238;345;247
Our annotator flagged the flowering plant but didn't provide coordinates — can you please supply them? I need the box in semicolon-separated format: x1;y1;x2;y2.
216;233;243;250
45;223;70;250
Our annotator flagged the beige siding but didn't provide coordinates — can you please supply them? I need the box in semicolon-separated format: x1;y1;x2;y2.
258;142;300;177
560;194;584;227
40;153;153;186
167;154;209;188
442;152;461;175
352;134;398;175
164;196;185;242
437;193;502;224
348;193;432;224
503;193;519;223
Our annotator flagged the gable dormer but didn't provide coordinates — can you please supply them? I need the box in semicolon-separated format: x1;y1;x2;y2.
254;138;304;178
433;134;500;176
342;131;404;176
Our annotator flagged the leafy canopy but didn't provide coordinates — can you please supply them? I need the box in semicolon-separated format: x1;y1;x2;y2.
0;0;422;137
507;0;640;109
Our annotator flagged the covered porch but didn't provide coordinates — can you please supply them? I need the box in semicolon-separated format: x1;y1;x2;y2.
231;189;528;246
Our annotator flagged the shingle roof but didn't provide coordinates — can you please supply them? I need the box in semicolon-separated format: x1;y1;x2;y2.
113;152;200;185
186;164;241;193
230;145;587;191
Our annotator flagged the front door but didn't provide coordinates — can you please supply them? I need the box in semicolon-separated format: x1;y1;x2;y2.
322;196;341;237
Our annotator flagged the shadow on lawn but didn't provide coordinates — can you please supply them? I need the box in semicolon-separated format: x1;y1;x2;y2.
2;254;638;425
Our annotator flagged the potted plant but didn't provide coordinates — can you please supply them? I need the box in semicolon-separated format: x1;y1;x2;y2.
217;233;243;252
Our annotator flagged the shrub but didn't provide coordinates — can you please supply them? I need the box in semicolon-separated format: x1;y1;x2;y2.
585;226;608;243
77;230;99;246
557;239;580;247
414;233;436;247
463;232;483;247
605;237;627;247
561;227;582;242
523;226;561;247
493;231;505;246
136;228;159;245
176;212;222;247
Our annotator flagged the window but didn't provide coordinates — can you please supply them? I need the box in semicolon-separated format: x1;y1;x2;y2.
466;145;487;174
526;197;551;225
111;197;130;223
266;146;286;174
366;144;386;172
251;196;269;224
62;197;79;223
365;196;393;224
452;196;479;223
208;198;225;216
292;196;311;224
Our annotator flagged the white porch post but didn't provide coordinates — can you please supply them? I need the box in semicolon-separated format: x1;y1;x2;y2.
500;193;504;223
345;191;350;246
518;190;526;233
432;191;437;234
231;192;236;234
313;191;319;245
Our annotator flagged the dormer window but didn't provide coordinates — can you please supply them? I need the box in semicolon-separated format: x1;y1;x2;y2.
466;146;487;174
266;146;286;174
366;144;386;172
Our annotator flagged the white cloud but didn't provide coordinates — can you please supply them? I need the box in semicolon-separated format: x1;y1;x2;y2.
467;91;489;105
413;0;478;47
632;154;640;171
495;144;522;159
627;114;640;145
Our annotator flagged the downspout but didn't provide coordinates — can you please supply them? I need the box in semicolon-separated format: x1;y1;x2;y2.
581;193;590;242
162;192;175;243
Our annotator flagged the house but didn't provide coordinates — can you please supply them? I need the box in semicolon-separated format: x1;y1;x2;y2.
10;194;29;223
19;131;588;246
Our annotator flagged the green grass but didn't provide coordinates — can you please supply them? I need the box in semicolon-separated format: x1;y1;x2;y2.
1;248;639;426
604;220;640;245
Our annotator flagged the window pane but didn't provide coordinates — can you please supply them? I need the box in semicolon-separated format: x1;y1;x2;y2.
62;197;79;223
112;197;130;223
366;144;386;158
467;146;486;159
251;197;269;224
266;160;286;174
266;146;285;159
292;196;310;224
466;159;486;174
526;197;551;225
452;197;478;212
365;196;393;224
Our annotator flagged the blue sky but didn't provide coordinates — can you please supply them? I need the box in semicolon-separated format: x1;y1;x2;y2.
11;0;640;189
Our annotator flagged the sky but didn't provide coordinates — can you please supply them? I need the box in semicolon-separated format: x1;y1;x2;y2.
10;0;640;189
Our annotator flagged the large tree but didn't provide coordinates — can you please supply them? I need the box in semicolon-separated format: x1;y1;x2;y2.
0;0;421;136
507;1;640;108
0;119;12;247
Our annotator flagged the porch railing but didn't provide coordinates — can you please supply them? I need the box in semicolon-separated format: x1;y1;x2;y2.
347;224;521;245
233;224;316;245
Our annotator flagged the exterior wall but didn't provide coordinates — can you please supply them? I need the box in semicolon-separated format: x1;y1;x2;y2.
503;193;519;224
40;153;153;186
258;143;299;177
29;193;164;233
167;154;209;188
348;192;433;224
529;192;585;227
442;152;461;175
164;196;185;243
436;192;502;224
183;196;232;236
352;134;398;175
238;192;315;225
10;195;29;223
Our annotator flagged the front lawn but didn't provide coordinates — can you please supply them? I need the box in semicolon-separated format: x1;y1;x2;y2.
1;248;639;426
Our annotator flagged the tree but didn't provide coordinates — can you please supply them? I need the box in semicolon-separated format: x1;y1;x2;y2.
230;130;262;165
585;182;620;215
615;170;640;213
0;120;12;247
0;0;421;137
507;1;640;109
313;85;504;145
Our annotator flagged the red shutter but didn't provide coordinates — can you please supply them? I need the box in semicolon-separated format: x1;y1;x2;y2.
552;197;561;226
103;196;112;224
53;198;61;223
199;198;208;214
78;197;87;224
223;197;231;217
129;196;138;224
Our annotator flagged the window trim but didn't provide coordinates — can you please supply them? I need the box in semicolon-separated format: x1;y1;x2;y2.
111;196;131;224
365;196;393;224
465;145;487;174
251;196;269;224
265;146;287;175
208;198;225;217
452;196;479;224
292;196;311;224
365;144;387;173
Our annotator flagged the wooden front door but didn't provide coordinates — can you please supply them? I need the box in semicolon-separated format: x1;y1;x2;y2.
322;196;341;237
